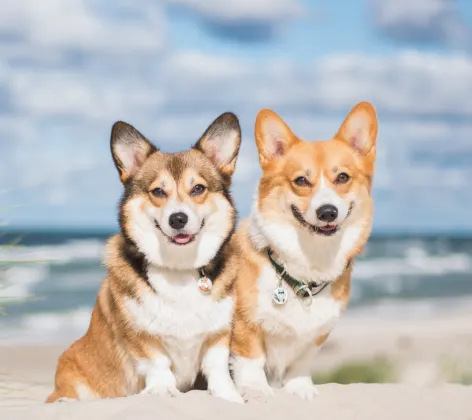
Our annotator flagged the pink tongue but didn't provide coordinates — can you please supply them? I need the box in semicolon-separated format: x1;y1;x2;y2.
173;234;192;244
319;225;336;231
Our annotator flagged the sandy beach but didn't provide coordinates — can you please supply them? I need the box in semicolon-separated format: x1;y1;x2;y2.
2;384;472;420
1;309;472;419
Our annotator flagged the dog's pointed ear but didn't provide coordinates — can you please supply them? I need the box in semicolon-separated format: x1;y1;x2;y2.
194;112;242;177
110;121;157;183
335;102;378;157
255;109;300;169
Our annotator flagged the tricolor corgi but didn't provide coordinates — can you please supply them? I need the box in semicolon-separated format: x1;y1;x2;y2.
47;112;244;404
230;102;378;400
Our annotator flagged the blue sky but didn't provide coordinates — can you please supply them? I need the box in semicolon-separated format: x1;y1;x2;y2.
1;0;472;233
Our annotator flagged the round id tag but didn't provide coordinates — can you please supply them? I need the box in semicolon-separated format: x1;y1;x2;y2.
197;276;213;292
273;286;288;305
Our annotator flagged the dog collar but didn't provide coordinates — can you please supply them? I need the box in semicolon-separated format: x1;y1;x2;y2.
267;249;351;303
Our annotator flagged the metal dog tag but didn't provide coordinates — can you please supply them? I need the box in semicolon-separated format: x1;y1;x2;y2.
273;286;288;305
197;276;213;292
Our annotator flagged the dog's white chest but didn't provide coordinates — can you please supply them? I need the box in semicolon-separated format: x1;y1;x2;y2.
255;265;343;380
125;268;233;387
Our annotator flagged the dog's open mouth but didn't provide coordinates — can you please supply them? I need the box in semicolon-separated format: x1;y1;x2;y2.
316;225;339;236
154;220;205;246
171;233;195;245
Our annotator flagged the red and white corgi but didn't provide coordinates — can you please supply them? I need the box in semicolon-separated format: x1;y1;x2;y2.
47;113;244;404
230;102;378;400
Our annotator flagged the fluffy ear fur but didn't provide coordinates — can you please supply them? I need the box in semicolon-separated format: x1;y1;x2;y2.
110;121;157;183
194;112;242;177
254;109;300;168
335;102;378;156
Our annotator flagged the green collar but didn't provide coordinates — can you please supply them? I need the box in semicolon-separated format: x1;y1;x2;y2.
267;249;351;299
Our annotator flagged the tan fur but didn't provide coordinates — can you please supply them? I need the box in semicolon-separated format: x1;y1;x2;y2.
47;114;243;403
330;266;352;308
230;102;378;395
48;229;237;403
230;222;266;359
315;333;330;347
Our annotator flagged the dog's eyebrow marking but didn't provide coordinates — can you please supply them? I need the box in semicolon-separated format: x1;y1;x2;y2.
304;169;311;177
189;176;195;185
160;179;166;188
332;166;338;173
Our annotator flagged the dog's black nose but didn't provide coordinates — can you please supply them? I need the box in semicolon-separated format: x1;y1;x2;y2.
316;205;338;223
169;212;188;230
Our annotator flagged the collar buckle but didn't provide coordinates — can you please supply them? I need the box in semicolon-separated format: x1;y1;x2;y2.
293;284;313;306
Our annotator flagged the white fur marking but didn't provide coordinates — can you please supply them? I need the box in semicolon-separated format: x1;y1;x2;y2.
283;377;319;400
282;344;320;399
74;383;97;401
253;265;342;386
231;356;274;396
126;267;233;390
158;199;201;238
201;347;244;403
308;175;349;224
138;355;180;397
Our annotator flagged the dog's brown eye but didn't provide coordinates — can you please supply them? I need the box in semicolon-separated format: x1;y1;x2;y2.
191;184;206;196
335;173;350;184
294;176;310;187
151;187;167;198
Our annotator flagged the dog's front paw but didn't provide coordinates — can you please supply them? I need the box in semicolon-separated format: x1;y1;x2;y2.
141;366;180;398
238;383;274;403
141;384;181;398
283;377;319;400
231;355;273;403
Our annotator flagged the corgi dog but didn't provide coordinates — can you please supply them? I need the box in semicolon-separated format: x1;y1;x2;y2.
47;112;244;404
230;102;378;400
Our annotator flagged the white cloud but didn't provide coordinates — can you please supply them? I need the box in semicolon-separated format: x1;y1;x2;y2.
0;0;166;56
370;0;470;48
163;50;472;117
5;48;472;129
9;68;166;121
372;0;450;26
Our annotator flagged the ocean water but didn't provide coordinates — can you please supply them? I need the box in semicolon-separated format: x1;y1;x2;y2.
1;230;471;344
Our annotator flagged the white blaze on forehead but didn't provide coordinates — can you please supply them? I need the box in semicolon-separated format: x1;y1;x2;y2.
310;175;343;209
308;174;350;224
